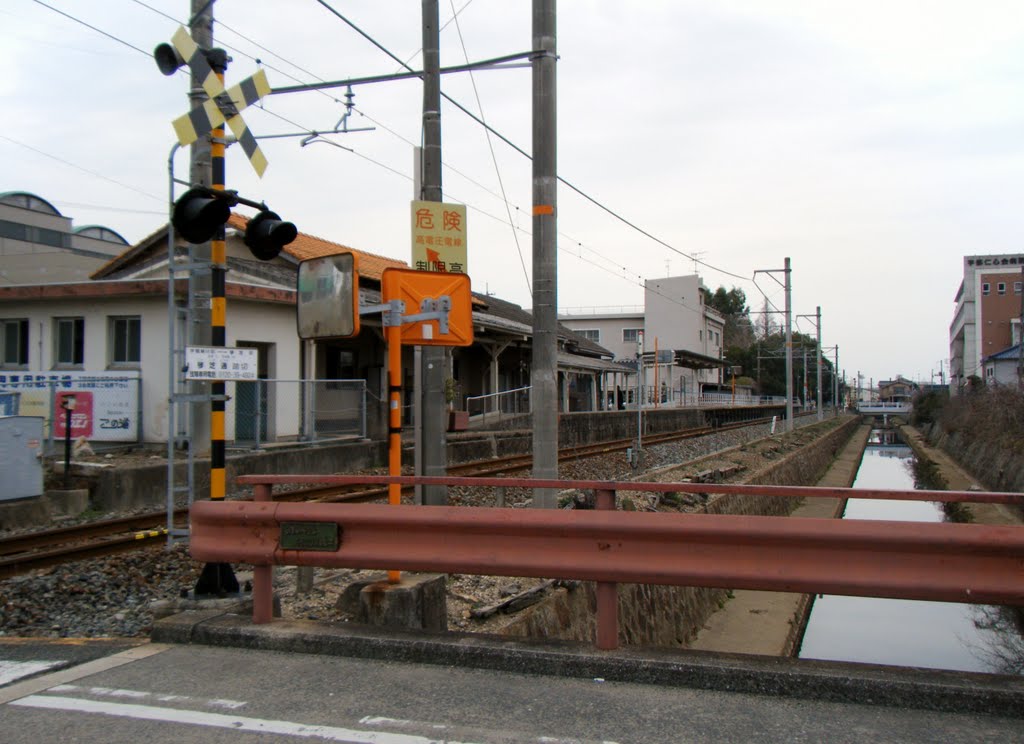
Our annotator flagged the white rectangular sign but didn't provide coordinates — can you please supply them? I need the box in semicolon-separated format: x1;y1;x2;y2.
185;346;259;381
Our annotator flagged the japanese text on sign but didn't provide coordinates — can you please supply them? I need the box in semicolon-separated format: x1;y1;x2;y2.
410;200;468;274
185;346;259;381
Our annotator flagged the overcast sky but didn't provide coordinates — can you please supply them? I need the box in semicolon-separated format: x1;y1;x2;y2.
4;1;1023;385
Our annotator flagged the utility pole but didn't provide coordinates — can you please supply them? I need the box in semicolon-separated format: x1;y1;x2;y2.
816;306;823;421
188;0;213;458
531;0;558;508
419;0;447;505
1018;265;1023;389
834;346;840;413
784;257;793;432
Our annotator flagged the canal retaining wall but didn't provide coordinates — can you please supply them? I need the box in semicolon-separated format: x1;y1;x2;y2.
496;416;862;648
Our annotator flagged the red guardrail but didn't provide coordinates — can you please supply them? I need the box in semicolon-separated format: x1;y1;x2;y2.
193;476;1024;650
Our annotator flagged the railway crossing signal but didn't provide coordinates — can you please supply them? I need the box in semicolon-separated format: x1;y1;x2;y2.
171;188;297;260
155;26;271;177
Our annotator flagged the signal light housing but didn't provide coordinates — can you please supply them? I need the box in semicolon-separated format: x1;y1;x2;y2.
244;210;297;261
172;188;230;244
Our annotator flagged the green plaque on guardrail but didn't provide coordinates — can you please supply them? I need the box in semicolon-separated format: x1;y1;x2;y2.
280;522;340;551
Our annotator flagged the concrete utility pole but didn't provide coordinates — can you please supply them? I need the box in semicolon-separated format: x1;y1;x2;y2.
834;346;840;412
419;0;447;505
188;0;213;456
816;306;823;421
784;257;793;432
531;0;558;508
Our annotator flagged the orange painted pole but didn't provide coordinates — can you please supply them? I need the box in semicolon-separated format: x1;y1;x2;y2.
386;322;402;584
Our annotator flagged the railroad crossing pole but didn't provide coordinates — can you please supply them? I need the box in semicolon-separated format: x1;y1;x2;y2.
195;47;239;597
419;0;447;506
531;0;558;508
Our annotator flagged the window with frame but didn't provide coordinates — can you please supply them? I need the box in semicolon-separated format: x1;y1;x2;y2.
998;283;1007;295
2;318;29;366
578;329;600;343
110;316;141;365
1015;282;1023;294
622;328;642;344
55;317;85;366
982;283;990;295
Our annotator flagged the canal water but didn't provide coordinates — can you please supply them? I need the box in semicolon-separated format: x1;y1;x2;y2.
798;430;1023;675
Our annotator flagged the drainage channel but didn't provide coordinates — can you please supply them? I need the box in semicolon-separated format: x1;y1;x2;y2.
798;428;1023;675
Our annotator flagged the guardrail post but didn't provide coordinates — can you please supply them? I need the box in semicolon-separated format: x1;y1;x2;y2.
595;487;619;650
252;482;274;624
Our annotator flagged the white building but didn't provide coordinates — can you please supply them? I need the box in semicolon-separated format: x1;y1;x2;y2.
560;274;726;406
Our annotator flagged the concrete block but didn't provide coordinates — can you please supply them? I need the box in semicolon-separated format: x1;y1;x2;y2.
358;573;447;633
44;488;90;518
0;496;51;530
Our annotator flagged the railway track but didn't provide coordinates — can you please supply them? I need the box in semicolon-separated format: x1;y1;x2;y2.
0;413;800;578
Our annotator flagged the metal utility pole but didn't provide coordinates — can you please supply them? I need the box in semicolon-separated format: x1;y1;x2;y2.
419;0;447;505
784;257;793;432
816;306;823;420
531;0;558;508
188;0;213;457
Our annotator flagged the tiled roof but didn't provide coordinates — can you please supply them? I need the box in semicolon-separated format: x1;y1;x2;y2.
225;214;406;281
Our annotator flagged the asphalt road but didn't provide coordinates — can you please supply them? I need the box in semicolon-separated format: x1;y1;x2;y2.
1;641;1019;743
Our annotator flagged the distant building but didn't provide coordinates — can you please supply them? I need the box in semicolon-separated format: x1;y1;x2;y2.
950;253;1024;391
0;191;129;286
982;344;1023;387
560;274;726;407
877;376;917;404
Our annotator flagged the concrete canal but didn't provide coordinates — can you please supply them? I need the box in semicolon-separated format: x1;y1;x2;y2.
798;429;1023;675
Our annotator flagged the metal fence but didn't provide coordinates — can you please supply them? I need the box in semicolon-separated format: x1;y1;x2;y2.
465;385;531;426
229;378;366;448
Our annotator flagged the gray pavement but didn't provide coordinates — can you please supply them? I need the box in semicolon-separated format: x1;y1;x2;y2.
1;641;1021;743
3;612;1024;744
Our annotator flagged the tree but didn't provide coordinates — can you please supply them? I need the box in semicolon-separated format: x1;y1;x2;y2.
705;286;754;351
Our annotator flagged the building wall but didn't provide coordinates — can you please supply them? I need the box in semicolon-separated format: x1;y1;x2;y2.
0;293;299;443
951;254;1024;386
558;313;644;362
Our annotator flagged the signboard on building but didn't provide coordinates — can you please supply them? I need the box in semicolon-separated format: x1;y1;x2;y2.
185;346;259;381
410;200;467;274
0;371;140;442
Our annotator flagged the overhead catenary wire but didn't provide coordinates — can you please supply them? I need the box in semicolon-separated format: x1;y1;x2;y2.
38;0;785;323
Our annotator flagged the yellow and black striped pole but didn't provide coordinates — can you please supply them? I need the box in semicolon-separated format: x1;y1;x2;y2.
194;57;239;597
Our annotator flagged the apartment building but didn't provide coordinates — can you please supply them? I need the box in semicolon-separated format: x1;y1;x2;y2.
950;253;1024;390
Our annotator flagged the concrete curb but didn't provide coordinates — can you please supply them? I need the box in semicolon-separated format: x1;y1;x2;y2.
152;610;1024;719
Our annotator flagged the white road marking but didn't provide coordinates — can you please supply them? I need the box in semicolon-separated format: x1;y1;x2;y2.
0;660;63;686
12;695;479;743
49;683;246;709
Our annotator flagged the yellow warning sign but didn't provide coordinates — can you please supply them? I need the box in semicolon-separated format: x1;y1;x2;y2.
410;200;467;274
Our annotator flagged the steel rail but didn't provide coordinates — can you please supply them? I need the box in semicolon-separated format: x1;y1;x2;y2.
0;531;167;580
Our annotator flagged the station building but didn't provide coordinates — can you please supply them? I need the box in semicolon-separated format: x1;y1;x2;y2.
0;192;616;447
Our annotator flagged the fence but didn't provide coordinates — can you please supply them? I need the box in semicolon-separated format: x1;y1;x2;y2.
465;385;531;426
195;474;1024;649
0;373;141;452
229;378;366;448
